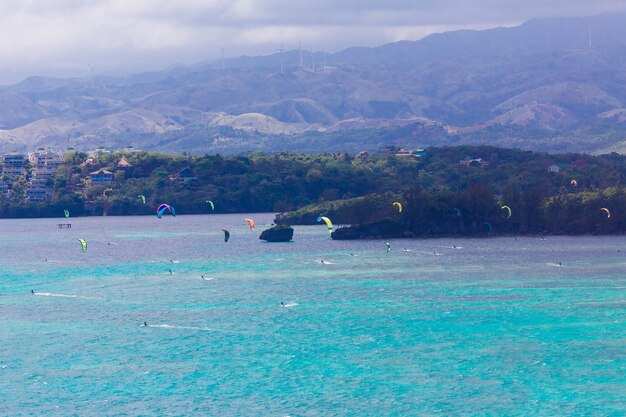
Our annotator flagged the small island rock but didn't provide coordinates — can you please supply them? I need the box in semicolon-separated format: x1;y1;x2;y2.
259;225;294;242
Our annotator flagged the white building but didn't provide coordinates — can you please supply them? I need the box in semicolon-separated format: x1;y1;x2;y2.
2;154;27;184
29;151;64;169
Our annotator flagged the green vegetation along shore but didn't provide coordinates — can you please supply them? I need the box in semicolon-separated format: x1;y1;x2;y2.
1;146;626;238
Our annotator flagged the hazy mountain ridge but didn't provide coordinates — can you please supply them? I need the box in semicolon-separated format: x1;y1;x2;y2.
2;14;626;153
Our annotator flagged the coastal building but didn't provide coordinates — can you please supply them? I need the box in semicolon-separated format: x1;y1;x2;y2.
89;169;114;184
27;167;59;202
1;167;26;184
80;157;96;168
30;168;56;182
28;151;64;170
548;163;569;173
395;149;414;158
3;153;27;168
2;153;28;168
88;147;110;158
27;178;54;201
117;156;133;171
395;148;426;158
459;157;489;168
25;151;63;202
2;153;27;184
170;167;197;187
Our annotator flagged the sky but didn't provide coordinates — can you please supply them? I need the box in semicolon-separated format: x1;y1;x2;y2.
1;0;626;84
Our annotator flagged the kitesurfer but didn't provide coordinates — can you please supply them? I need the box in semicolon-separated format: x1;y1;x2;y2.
281;302;286;307
143;321;148;327
168;269;173;274
31;290;34;294
317;216;333;234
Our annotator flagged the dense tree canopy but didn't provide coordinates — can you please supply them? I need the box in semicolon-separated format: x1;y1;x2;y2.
0;146;625;239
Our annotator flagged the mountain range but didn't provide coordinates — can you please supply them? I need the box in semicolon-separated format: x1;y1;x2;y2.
3;13;626;154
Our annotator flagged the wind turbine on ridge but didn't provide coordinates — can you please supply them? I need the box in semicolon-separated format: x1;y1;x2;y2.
87;64;95;90
277;41;285;74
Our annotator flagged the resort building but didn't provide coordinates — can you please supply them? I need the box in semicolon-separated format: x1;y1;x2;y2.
117;156;133;171
2;154;27;184
80;158;96;168
548;163;569;173
170;167;198;187
28;151;64;170
395;148;427;158
27;179;54;201
89;169;114;184
459;157;489;168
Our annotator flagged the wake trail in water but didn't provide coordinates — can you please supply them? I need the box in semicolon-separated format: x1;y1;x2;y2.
281;302;298;308
417;251;441;256
43;259;82;265
33;292;102;300
145;324;241;333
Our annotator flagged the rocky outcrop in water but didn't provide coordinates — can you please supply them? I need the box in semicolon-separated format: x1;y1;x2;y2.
259;225;294;242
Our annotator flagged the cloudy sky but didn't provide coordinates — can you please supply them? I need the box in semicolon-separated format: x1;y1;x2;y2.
1;0;625;84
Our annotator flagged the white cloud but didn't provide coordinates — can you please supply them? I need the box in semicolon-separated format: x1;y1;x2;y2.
0;0;625;83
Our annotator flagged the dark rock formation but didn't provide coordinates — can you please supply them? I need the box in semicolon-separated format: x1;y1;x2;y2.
331;219;403;240
259;225;294;242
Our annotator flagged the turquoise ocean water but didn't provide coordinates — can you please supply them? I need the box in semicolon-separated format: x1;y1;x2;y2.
1;214;626;416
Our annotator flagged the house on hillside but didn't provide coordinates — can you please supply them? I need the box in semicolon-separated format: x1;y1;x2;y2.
117;156;133;171
28;150;63;169
460;157;489;168
3;153;27;168
548;163;570;173
395;148;427;158
25;151;63;202
170;167;198;187
88;147;110;158
27;178;53;202
89;169;113;184
80;158;96;168
2;154;27;184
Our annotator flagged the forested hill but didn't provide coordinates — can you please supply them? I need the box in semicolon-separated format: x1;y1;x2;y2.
2;146;626;236
4;14;626;154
